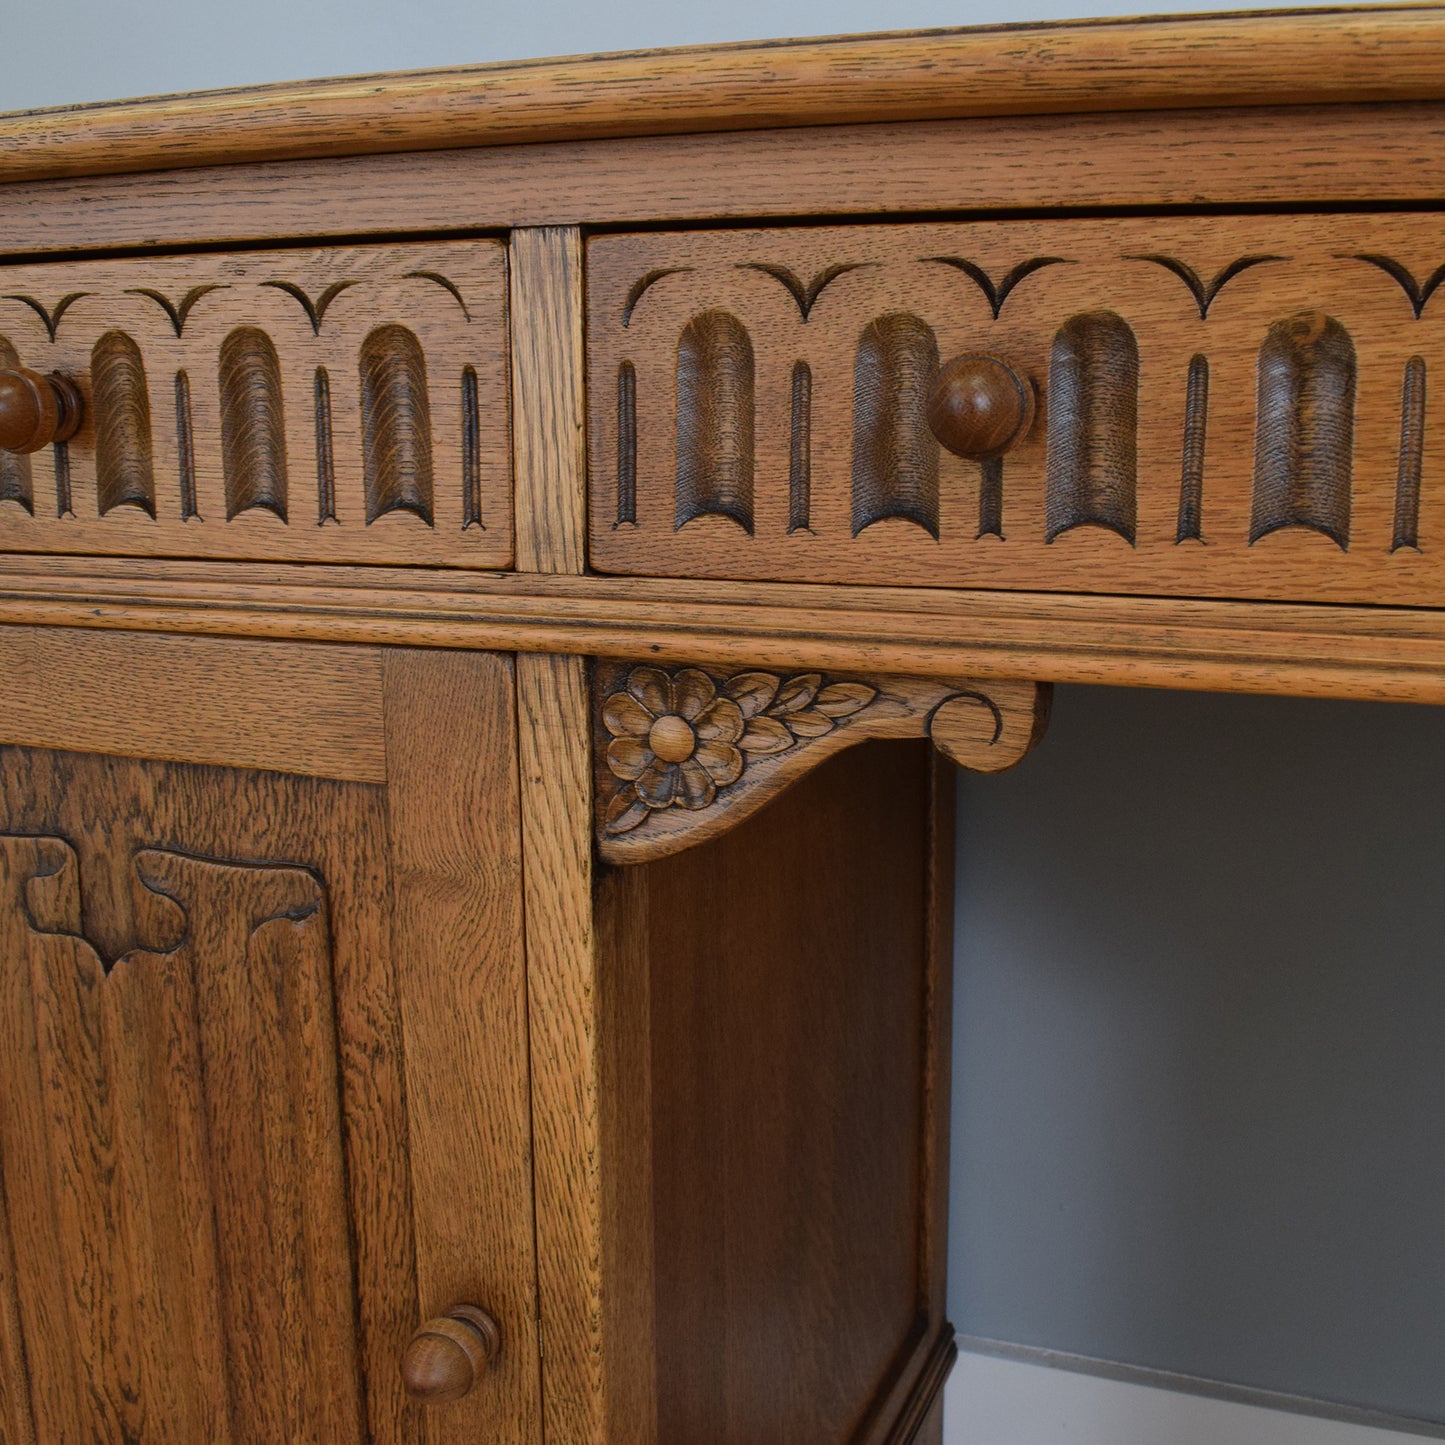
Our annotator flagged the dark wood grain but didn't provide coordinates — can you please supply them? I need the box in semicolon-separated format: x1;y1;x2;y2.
852;313;940;538
91;330;155;517
1045;311;1139;544
8;555;1445;704
219;326;288;521
0;244;511;567
591;215;1445;605
0;340;34;514
594;660;1045;862
927;352;1036;462
401;1305;502;1404
1177;353;1209;544
383;648;543;1443
0;366;81;456
0;750;385;1440
643;740;953;1442
0;634;542;1443
13;104;1445;259
360;324;434;524
1394;355;1426;552
676;310;755;533
1251;310;1355;550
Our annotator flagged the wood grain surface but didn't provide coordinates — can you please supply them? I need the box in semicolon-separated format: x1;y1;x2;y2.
4;9;1445;183
517;651;657;1445
382;649;542;1445
2;555;1444;702
591;214;1445;608
10;103;1445;257
0;243;510;567
0;749;407;1441
0;624;386;780
510;228;586;573
642;740;953;1442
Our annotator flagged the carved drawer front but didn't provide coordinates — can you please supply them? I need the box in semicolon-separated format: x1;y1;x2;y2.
0;242;510;566
589;217;1445;607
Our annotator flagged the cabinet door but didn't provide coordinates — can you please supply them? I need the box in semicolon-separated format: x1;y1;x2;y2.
0;627;538;1445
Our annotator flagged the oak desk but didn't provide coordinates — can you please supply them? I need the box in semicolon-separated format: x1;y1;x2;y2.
1;8;1443;1440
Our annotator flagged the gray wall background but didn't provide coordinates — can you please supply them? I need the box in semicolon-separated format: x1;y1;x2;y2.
7;0;1434;1428
950;686;1445;1424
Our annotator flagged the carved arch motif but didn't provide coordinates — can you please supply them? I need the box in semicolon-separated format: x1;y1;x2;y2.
1251;310;1355;549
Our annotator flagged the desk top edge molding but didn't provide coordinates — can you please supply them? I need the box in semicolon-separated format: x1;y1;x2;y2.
5;5;1445;183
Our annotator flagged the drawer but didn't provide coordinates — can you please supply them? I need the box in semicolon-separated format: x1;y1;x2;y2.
588;217;1445;607
0;241;511;566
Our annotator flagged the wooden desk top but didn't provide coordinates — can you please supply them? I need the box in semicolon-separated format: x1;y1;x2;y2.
2;7;1444;707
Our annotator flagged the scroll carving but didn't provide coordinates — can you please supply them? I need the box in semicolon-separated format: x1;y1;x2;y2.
595;661;1050;863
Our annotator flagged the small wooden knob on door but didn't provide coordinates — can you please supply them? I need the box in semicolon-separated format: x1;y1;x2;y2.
926;353;1036;461
0;368;83;454
401;1304;502;1403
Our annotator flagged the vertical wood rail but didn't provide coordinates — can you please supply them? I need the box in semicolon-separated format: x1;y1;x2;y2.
511;227;587;572
518;656;657;1445
385;650;543;1444
512;225;657;1443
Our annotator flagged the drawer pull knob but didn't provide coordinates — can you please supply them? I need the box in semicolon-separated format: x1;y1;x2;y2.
0;368;84;454
926;353;1036;461
401;1304;501;1403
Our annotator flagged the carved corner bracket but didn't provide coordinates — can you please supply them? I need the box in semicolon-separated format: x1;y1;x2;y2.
594;660;1051;863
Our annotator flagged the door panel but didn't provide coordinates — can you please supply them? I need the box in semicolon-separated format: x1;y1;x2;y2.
0;637;539;1445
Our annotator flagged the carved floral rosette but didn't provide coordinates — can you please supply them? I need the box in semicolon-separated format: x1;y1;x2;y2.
594;661;1051;863
600;665;877;835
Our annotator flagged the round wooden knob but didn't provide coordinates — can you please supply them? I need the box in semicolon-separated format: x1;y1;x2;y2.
401;1305;501;1404
926;353;1036;461
0;368;83;454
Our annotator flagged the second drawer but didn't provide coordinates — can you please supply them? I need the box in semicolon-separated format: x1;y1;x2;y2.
588;216;1445;608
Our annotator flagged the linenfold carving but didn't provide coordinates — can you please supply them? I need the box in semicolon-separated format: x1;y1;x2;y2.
0;835;364;1434
596;661;1050;863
